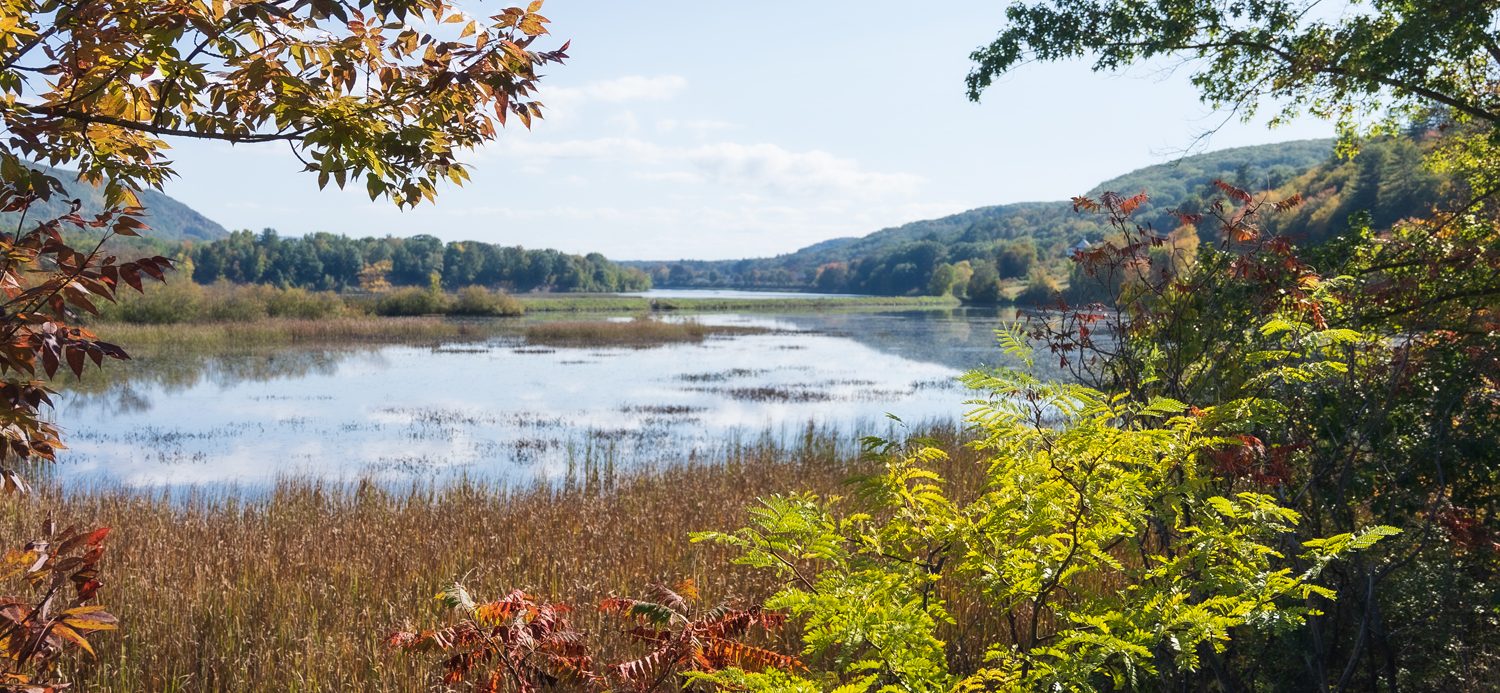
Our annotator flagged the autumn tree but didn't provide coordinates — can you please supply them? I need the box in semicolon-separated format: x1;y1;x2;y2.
1;0;567;203
0;1;567;684
0;0;566;467
967;0;1500;136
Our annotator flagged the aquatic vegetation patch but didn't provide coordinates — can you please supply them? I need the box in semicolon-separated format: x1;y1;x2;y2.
523;318;769;348
691;386;837;403
621;404;709;416
674;368;768;383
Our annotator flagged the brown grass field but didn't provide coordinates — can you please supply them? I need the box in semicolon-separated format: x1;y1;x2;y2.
522;318;767;347
0;425;980;691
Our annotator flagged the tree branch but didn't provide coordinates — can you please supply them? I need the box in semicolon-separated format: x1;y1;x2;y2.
28;106;308;143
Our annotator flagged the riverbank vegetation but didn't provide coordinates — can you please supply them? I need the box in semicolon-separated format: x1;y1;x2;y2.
87;279;962;327
518;293;961;313
92;317;492;351
523;318;769;347
6;426;973;691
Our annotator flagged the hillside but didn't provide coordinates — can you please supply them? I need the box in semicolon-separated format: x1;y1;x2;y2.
629;139;1337;294
2;166;228;242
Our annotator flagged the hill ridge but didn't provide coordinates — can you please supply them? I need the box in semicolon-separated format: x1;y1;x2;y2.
2;165;228;242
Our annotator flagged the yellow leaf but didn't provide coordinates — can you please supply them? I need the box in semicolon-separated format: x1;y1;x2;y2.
51;624;95;656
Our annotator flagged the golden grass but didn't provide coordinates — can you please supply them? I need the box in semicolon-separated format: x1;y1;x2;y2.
92;317;492;351
0;427;977;692
523;318;767;347
514;294;963;313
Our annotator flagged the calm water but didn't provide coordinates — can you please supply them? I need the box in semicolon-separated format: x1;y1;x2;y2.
55;309;1033;491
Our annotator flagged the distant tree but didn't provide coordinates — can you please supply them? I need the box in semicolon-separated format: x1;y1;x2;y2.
814;263;848;292
950;260;975;299
927;263;958;296
442;242;485;289
390;235;445;286
359;260;394;293
1014;269;1061;305
966;262;1004;304
668;264;694;286
995;240;1037;279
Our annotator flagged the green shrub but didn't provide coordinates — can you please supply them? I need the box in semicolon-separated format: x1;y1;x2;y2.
449;286;524;317
95;280;357;323
373;287;451;316
1014;271;1062;305
99;278;205;323
266;287;346;319
200;282;271;322
696;332;1398;691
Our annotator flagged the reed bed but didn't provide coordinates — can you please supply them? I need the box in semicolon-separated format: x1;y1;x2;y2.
0;426;981;691
518;295;654;313
650;295;961;311
517;294;962;313
92;317;493;350
516;292;960;313
523;318;767;347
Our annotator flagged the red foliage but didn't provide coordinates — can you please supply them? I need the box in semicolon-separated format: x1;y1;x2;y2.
0;521;118;692
602;580;797;690
0;173;168;476
391;579;797;691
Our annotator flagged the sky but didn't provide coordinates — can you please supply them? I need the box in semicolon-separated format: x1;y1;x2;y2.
155;1;1336;261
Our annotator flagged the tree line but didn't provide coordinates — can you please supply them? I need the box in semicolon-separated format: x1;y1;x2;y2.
186;229;651;293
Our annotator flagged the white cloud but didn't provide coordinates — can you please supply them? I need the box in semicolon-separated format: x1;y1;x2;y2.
501;137;922;198
635;171;703;185
431;197;965;260
656;118;735;135
547;75;688;107
606;110;642;134
683;142;922;196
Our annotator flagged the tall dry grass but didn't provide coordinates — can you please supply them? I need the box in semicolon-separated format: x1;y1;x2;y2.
523;318;766;347
92;317;492;351
0;426;977;692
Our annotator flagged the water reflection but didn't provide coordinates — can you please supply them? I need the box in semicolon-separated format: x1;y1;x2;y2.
57;310;1034;491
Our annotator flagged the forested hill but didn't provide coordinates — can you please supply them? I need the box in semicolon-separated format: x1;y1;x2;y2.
3;166;229;241
628;139;1336;294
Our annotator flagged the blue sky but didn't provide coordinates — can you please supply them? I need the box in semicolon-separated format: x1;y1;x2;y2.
157;1;1334;260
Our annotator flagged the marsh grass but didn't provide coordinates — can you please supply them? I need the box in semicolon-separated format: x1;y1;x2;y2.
95;280;350;324
523;318;768;347
92;317;493;350
518;295;653;312
3;425;979;691
690;386;837;403
650;295;960;311
516;294;961;313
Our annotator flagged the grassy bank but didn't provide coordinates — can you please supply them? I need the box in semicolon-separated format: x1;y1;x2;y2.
523;317;769;347
94;279;961;324
518;293;962;313
5;426;980;691
90;316;492;350
91;279;526;325
652;294;960;311
516;294;653;312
